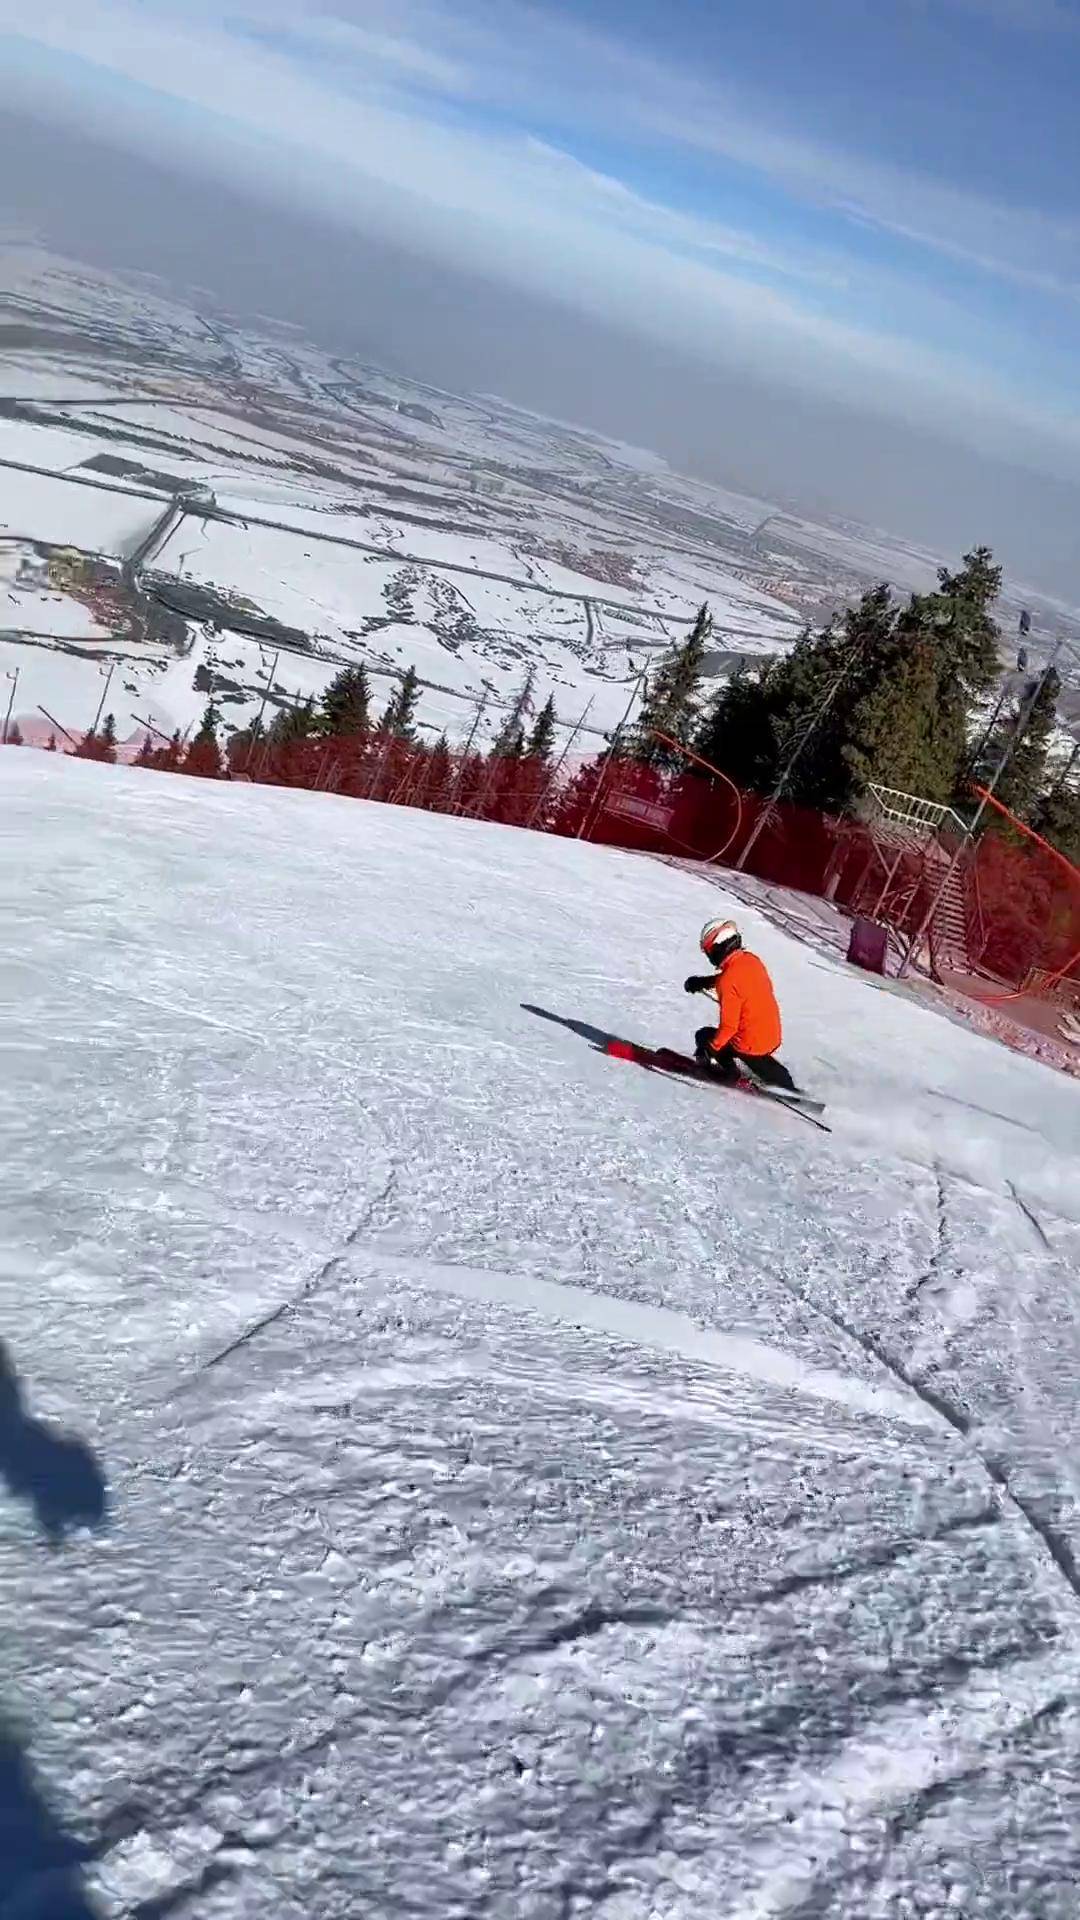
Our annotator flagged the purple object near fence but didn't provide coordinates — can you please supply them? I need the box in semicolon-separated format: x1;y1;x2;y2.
847;915;889;974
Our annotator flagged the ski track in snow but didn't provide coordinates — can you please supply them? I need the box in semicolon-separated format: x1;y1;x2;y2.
5;755;1080;1918
327;1251;932;1433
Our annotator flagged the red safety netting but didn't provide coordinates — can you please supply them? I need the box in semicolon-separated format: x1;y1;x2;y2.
32;720;1078;1008
966;790;1080;999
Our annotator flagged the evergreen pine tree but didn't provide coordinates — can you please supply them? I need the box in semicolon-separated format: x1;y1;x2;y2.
692;556;1003;812
1044;740;1080;811
765;615;863;811
135;732;155;766
492;669;535;759
935;547;1003;701
926;548;1003;800
227;716;265;773
695;661;782;795
264;697;318;786
268;697;318;747
1032;778;1080;865
320;662;372;738
695;589;896;812
184;703;225;778
974;667;1060;822
841;607;947;800
551;752;607;835
630;604;711;768
6;721;23;745
380;665;420;740
843;554;1002;805
525;694;557;763
144;730;179;771
450;747;486;817
75;720;115;762
424;735;454;812
46;733;57;752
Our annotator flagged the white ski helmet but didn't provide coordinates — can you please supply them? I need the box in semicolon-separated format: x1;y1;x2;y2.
700;917;741;965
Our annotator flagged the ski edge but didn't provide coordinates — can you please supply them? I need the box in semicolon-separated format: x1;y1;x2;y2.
605;1039;831;1132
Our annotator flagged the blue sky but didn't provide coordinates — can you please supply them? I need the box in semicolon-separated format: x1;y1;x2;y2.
4;0;1080;530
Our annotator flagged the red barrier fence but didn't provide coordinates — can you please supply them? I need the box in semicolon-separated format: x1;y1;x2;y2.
13;722;1079;1004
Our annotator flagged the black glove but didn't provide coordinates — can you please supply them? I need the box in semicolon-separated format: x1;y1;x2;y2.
684;975;713;994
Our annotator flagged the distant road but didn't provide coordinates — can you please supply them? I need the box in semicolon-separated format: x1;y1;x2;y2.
0;451;678;628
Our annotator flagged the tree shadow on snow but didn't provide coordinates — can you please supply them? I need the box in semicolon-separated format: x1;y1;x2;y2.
520;1003;622;1054
0;1341;108;1544
1;1339;110;1917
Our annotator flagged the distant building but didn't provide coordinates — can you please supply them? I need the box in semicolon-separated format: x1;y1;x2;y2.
701;648;777;680
47;548;85;590
395;401;443;429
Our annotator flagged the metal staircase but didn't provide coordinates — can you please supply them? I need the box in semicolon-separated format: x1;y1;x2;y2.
855;785;978;977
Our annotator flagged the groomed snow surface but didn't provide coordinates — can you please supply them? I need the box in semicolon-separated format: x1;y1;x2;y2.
5;755;1080;1918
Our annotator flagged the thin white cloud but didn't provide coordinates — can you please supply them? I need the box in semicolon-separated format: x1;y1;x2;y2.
521;141;852;290
10;0;1080;300
287;0;1080;298
263;12;472;91
4;0;1080;484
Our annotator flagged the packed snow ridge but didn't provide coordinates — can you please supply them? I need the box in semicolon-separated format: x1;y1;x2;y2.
5;753;1080;1918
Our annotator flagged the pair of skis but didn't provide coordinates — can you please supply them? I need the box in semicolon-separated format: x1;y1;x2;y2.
605;1038;831;1133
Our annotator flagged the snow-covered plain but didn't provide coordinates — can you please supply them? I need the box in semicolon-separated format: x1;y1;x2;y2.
0;247;817;753
7;247;1079;764
5;754;1080;1916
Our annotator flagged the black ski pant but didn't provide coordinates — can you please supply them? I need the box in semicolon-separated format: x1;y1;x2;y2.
694;1028;797;1093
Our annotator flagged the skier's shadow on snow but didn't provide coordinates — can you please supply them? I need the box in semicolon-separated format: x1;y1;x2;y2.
521;1003;621;1055
1;1339;109;1918
0;1341;108;1545
0;1719;98;1920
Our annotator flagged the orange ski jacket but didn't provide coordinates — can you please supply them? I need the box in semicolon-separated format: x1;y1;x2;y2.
709;949;782;1057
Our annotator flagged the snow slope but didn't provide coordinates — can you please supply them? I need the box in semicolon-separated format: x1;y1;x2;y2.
5;755;1080;1917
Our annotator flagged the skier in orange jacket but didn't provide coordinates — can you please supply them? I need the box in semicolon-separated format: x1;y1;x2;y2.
684;917;798;1092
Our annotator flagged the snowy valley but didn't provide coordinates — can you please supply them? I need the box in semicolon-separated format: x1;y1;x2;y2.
1;250;808;758
6;249;1077;766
